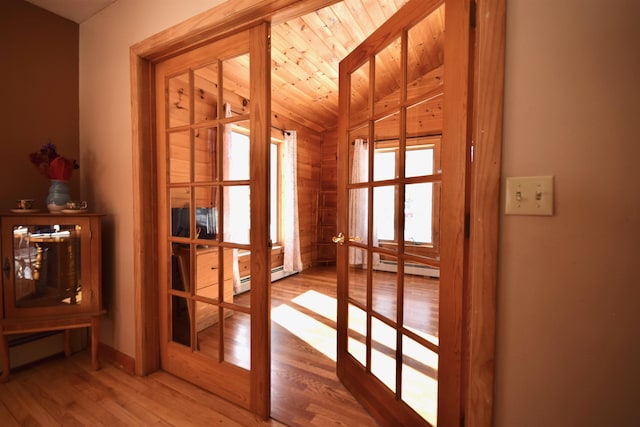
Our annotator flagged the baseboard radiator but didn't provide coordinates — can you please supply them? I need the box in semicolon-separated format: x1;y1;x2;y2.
373;260;440;278
236;265;295;294
0;330;86;374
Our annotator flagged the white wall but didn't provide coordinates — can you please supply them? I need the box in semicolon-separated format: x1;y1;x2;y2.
79;0;226;357
496;0;640;425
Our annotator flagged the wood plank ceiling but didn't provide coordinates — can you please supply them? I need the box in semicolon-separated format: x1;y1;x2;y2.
271;0;446;132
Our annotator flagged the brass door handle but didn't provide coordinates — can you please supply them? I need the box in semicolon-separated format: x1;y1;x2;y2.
332;233;361;245
332;233;345;245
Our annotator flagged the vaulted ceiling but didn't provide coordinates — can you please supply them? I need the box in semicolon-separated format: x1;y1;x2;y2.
271;0;410;131
271;0;446;133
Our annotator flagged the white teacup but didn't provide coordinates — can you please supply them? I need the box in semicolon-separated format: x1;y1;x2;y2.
66;200;88;210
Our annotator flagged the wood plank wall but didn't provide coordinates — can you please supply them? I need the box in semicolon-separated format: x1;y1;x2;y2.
317;128;338;263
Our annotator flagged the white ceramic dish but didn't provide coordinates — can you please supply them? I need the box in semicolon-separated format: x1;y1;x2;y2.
61;209;88;214
10;208;39;213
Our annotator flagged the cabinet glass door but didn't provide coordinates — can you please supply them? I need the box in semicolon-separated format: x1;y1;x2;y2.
11;223;82;309
1;215;98;318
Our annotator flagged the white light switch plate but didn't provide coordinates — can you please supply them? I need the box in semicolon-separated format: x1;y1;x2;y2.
505;176;554;216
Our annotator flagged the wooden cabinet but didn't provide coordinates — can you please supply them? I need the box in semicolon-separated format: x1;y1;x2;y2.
194;246;233;331
172;245;234;333
0;213;104;381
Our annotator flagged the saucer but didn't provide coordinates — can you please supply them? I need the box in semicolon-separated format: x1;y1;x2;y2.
61;209;88;214
10;208;39;213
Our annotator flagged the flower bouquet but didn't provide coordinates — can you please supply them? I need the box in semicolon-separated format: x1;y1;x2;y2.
29;142;79;180
29;142;80;212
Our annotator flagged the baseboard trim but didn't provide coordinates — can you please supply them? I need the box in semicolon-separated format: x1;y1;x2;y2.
99;343;136;375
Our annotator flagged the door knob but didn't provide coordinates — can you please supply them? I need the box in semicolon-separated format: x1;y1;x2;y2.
332;232;345;245
332;233;361;245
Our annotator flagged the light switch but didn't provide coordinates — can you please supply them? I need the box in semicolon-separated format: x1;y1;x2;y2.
505;176;554;216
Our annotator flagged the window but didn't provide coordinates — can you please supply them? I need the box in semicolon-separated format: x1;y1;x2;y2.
373;139;439;247
270;141;279;244
227;130;280;244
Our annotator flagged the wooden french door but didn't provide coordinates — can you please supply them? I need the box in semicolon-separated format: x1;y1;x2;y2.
336;0;472;425
154;24;271;417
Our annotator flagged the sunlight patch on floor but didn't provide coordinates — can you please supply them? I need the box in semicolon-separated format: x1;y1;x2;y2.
273;290;438;425
291;289;336;321
272;303;337;361
287;290;438;371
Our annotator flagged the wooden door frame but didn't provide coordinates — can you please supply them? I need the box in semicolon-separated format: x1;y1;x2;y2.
129;0;504;424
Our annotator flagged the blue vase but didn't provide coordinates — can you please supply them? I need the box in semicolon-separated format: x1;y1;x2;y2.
47;179;71;212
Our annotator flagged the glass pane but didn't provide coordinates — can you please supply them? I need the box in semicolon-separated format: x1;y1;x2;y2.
235;249;251;308
407;5;444;99
374;37;402;115
347;303;367;367
348;125;369;184
194;246;220;301
373;150;396;182
405;146;434;179
406;96;442;141
403;260;439;345
373;185;396;246
223;185;250;245
372;258;397;322
404;183;433;245
371;316;396;392
194;127;217;182
168;72;190;128
349;60;369;126
195;300;219;359
223;121;250;181
193;187;218;240
223;247;242;306
222;54;250;117
193;63;219;123
402;335;438;426
374;112;400;175
171;243;190;292
170;187;190;238
348;188;368;245
169;131;191;184
13;224;82;308
171;295;191;347
347;258;367;307
196;303;220;360
270;143;278;243
223;309;250;370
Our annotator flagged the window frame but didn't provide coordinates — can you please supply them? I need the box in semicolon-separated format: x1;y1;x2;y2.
373;135;442;258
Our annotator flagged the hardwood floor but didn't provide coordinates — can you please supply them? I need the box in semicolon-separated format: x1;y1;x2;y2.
0;266;377;426
0;351;283;426
269;266;377;427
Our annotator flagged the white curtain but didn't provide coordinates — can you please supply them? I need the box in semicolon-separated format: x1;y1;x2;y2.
349;138;368;266
349;138;380;267
222;103;242;293
283;130;303;273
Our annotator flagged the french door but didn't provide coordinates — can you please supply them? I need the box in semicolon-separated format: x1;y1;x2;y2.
336;0;471;425
154;24;271;417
